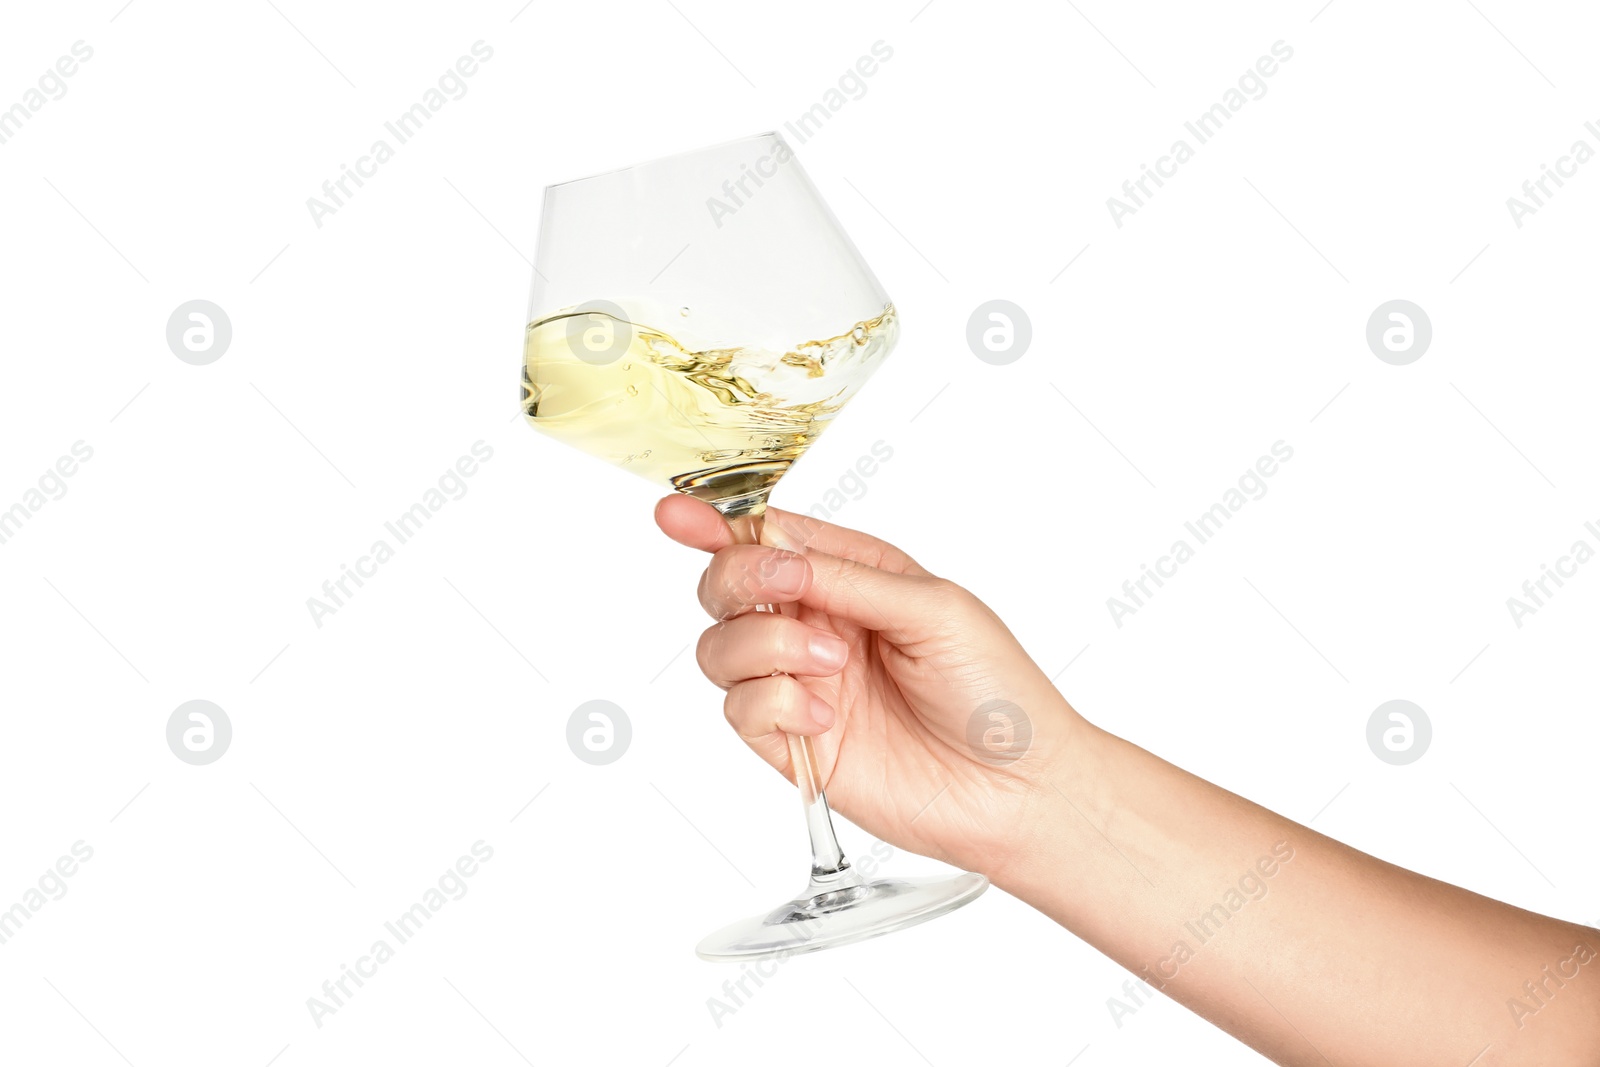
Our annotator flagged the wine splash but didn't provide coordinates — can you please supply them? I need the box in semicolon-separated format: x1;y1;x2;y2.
522;304;896;513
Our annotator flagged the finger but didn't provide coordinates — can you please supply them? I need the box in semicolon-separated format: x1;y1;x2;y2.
704;540;963;642
655;495;734;553
794;551;968;646
661;493;958;641
697;614;849;688
699;544;811;619
724;675;835;747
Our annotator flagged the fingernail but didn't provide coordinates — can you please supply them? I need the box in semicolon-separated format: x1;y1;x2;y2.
808;633;848;670
808;695;836;729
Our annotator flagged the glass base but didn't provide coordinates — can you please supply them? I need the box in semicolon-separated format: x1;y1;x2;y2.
696;867;988;961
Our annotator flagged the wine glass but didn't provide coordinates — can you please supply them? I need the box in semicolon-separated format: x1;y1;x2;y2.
521;132;987;960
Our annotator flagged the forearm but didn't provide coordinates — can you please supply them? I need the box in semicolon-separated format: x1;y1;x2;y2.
993;705;1600;1066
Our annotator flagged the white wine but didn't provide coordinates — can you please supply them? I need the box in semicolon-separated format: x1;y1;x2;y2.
522;303;896;511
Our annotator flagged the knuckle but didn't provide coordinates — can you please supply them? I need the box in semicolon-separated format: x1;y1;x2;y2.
709;549;762;615
695;625;719;676
770;621;806;667
724;677;781;735
777;677;808;720
735;549;778;598
754;676;796;729
925;575;974;608
725;693;762;740
722;685;745;727
698;565;730;618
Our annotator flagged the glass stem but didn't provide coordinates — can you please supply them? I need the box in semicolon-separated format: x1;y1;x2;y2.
725;509;851;879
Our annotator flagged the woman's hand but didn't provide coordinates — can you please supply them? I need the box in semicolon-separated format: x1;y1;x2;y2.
657;495;1600;1066
654;494;1080;880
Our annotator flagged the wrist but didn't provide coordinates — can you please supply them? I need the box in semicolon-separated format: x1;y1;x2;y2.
976;690;1105;891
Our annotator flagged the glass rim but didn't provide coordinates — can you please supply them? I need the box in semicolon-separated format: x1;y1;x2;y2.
542;130;786;192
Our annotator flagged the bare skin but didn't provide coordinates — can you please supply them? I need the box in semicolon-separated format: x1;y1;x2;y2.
656;494;1600;1067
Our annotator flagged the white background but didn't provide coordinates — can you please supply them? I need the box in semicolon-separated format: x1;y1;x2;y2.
2;1;1598;1064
